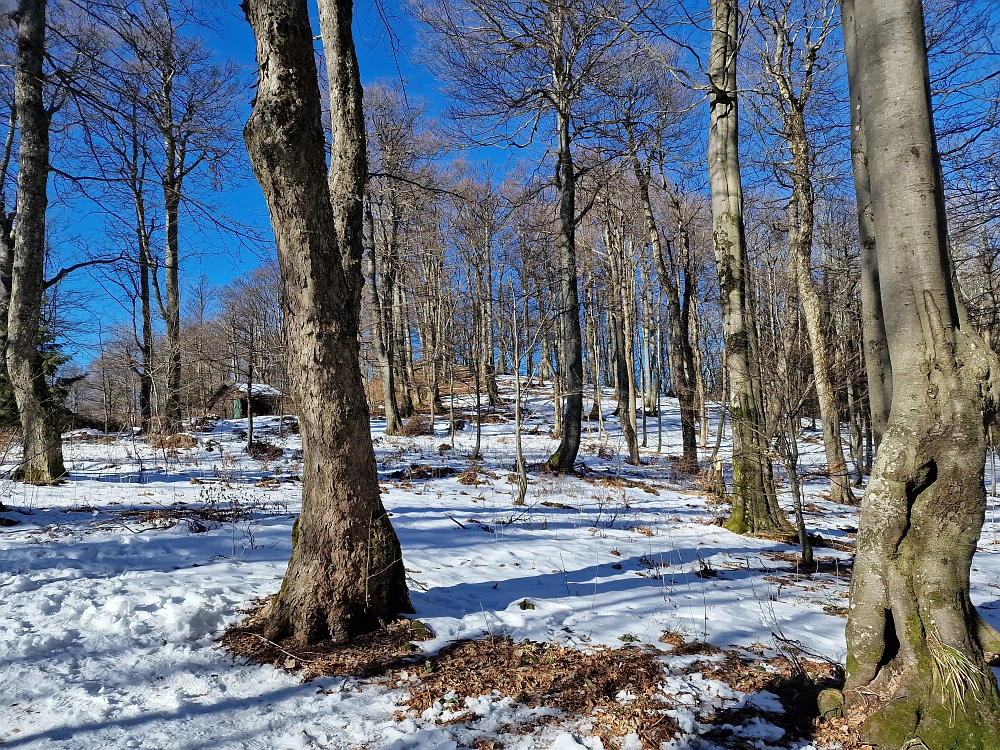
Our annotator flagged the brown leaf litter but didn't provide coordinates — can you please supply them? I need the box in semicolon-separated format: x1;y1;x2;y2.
222;599;679;748
222;598;861;749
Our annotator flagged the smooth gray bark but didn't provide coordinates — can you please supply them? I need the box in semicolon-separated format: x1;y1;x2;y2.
841;0;891;450
842;0;1000;745
547;108;584;471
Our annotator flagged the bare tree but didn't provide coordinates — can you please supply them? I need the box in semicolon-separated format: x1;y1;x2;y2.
416;0;645;471
708;0;791;536
243;0;411;642
749;0;855;505
85;0;244;432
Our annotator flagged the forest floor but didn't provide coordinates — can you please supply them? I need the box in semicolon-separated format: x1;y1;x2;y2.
2;378;1000;749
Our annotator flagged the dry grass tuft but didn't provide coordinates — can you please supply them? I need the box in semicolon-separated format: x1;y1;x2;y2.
150;432;199;450
400;417;434;436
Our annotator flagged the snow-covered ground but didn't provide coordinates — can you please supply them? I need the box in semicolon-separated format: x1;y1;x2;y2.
2;379;1000;749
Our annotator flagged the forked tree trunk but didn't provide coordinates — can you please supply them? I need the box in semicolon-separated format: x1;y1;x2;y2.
7;0;66;484
842;0;891;451
243;0;411;643
841;0;1000;744
547;108;583;471
708;0;790;536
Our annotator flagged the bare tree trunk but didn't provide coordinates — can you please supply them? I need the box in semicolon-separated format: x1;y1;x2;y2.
612;314;639;464
137;243;155;430
163;182;182;430
691;297;710;449
512;289;528;505
157;41;183;433
840;0;1000;743
7;0;66;484
365;201;401;434
785;105;855;504
547;109;583;471
472;362;482;460
789;195;855;504
634;155;698;470
708;0;789;536
243;0;411;643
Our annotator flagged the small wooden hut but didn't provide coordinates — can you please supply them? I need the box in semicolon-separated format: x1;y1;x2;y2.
206;382;286;419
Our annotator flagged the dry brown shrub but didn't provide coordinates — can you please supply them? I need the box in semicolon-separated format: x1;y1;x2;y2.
456;466;500;486
400;416;433;436
247;441;283;461
150;433;198;450
476;413;509;424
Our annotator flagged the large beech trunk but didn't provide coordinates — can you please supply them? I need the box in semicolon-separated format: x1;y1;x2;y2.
842;0;1000;745
708;0;790;536
7;0;66;484
243;0;411;643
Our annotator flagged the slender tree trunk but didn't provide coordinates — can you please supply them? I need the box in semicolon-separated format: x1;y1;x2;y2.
782;425;812;567
136;225;155;431
841;0;1000;743
365;202;401;434
243;0;411;643
547;108;583;471
634;156;698;470
163;185;182;430
785;107;855;505
0;113;16;409
246;359;254;448
691;297;710;449
7;0;66;484
472;361;482;460
394;281;415;417
611;313;639;464
620;245;641;463
585;288;602;421
513;290;527;505
708;0;789;536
